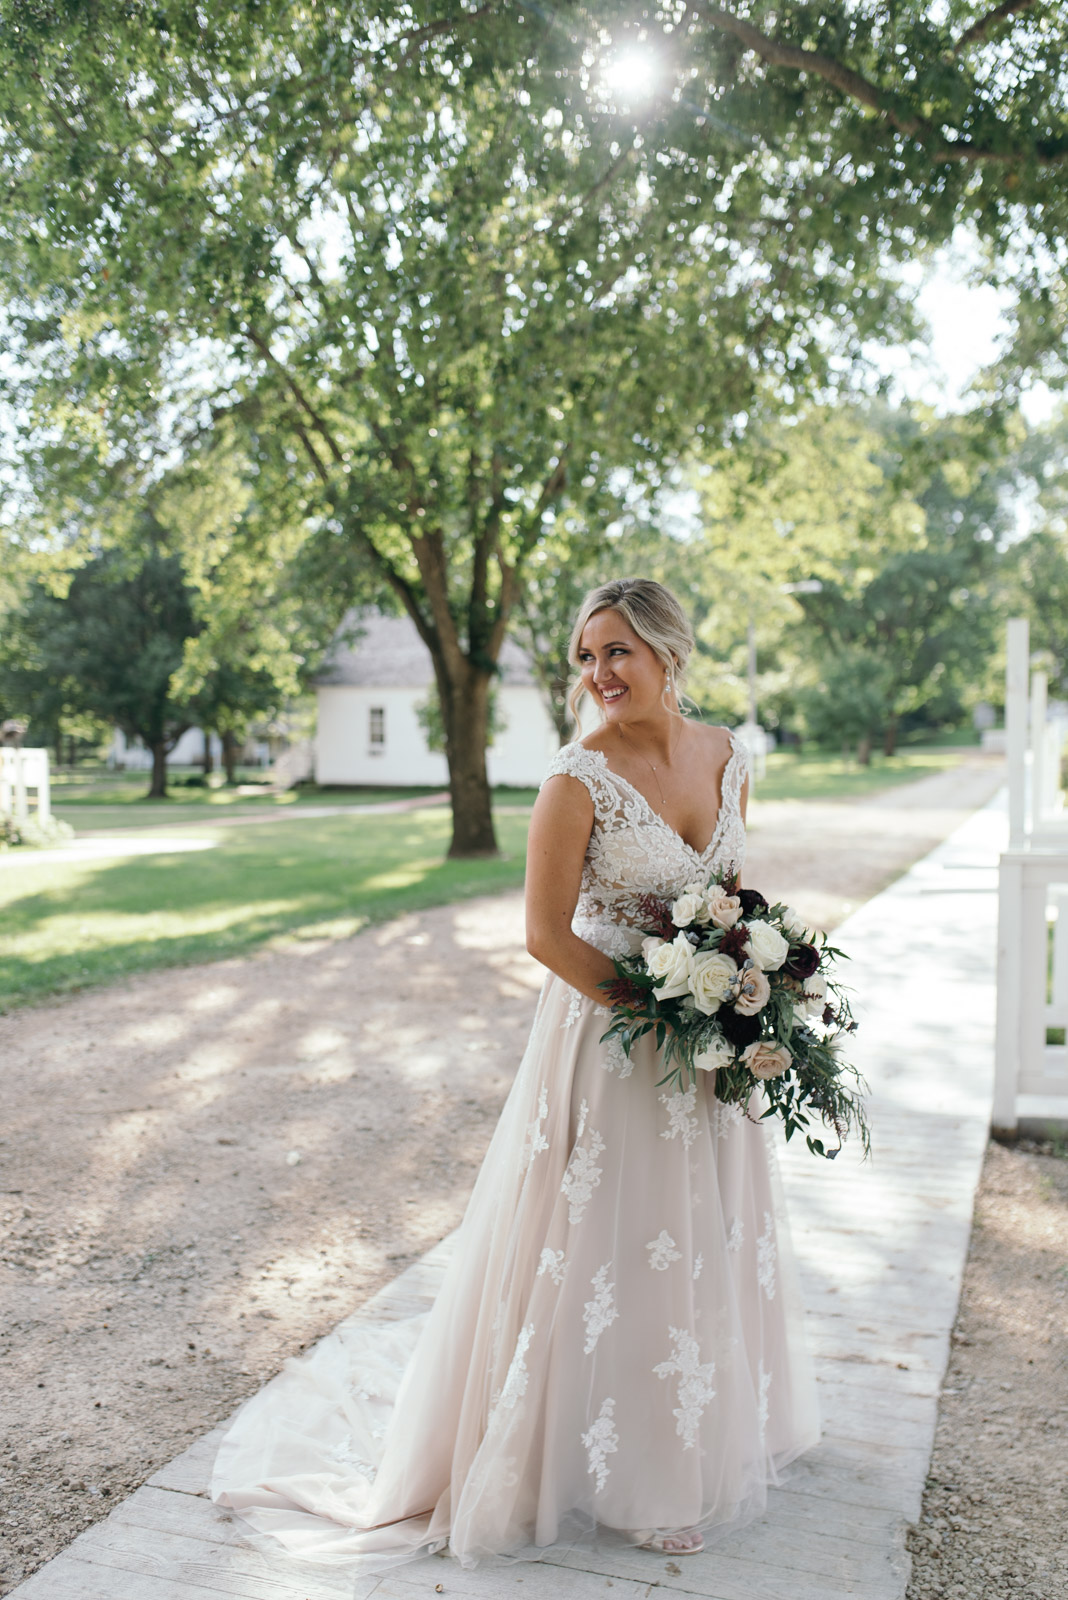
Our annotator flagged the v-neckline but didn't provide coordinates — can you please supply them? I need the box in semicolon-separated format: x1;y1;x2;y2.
588;735;740;861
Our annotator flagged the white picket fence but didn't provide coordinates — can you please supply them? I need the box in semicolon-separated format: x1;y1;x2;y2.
993;618;1068;1134
0;746;52;825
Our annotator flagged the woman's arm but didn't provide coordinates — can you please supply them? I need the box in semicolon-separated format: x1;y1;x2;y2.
525;775;617;1004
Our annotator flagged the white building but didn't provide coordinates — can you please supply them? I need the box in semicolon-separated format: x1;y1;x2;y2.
107;728;273;770
315;613;561;788
108;726;224;770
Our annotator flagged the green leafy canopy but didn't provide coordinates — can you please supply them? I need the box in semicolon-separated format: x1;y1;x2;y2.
1;0;1066;844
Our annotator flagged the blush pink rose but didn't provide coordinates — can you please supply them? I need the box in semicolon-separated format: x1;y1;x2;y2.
741;1040;792;1080
733;963;771;1016
705;885;743;929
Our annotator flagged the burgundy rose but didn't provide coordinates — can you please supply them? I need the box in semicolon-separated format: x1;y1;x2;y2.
718;924;750;963
785;942;821;980
716;1006;762;1049
737;888;768;917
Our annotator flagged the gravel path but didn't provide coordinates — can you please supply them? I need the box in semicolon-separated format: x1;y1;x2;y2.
0;755;1008;1594
906;1138;1068;1600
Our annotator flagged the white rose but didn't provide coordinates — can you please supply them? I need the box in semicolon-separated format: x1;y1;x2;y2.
646;930;695;1000
782;906;808;938
704;885;743;929
641;935;665;963
689;950;738;1016
745;919;790;972
799;973;827;1016
671;892;706;928
693;1032;735;1072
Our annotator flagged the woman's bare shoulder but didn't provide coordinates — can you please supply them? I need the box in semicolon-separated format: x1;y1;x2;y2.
687;720;734;763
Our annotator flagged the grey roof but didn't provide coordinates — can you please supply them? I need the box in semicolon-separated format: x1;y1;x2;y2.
316;611;538;688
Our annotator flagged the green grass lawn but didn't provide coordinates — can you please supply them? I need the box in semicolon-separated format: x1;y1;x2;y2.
0;806;531;1010
50;769;448;833
753;746;972;803
1;745;977;1011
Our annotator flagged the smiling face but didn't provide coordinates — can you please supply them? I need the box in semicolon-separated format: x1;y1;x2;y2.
576;608;672;725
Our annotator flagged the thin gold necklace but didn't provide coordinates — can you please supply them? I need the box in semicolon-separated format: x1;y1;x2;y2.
617;721;682;814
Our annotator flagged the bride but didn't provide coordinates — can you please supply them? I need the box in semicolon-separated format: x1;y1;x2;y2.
212;577;820;1568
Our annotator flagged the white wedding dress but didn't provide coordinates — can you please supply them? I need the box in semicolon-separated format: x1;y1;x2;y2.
212;731;820;1571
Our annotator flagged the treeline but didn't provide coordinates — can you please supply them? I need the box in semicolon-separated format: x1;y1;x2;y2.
0;465;333;797
3;398;1066;788
513;400;1068;762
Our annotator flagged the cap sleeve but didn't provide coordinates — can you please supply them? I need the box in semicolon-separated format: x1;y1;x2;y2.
723;730;750;813
540;743;618;823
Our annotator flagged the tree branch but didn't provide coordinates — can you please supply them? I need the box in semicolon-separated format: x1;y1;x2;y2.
695;3;1068;166
244;327;347;468
219;339;432;651
492;451;569;655
289;417;331;483
699;7;922;129
469;449;505;657
954;1;1037;53
393;4;495;62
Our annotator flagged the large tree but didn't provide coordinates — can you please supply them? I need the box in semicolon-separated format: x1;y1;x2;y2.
1;1;1065;849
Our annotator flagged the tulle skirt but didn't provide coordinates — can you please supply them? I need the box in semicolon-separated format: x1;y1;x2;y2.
211;970;820;1572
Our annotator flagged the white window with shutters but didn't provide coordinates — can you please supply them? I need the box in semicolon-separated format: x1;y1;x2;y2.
369;706;385;754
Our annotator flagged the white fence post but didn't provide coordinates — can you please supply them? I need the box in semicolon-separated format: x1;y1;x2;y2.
1052;889;1068;1023
993;852;1024;1134
0;747;53;830
36;753;51;824
1006;617;1029;849
13;751;28;821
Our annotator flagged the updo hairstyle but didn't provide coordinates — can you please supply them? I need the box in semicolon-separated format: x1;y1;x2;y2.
566;577;695;727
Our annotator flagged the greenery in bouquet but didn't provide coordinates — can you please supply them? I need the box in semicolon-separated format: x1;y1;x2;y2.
598;874;870;1160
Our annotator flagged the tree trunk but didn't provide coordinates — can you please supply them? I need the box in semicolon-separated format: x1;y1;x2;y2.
549;677;573;746
203;728;214;774
147;741;168;798
883;714;899;757
440;664;499;858
856;735;872;767
222;729;238;786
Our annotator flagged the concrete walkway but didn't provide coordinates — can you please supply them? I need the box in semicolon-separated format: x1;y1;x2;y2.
10;797;1006;1600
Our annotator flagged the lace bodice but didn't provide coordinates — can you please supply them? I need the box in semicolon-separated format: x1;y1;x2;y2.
540;731;749;959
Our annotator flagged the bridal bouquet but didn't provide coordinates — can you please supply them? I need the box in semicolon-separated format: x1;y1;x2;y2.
598;874;869;1159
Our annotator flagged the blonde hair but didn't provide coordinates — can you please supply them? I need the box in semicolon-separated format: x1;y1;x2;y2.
566;577;695;727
